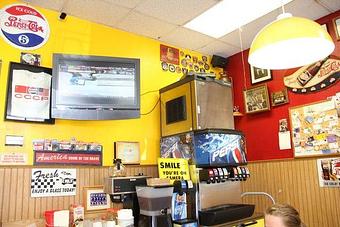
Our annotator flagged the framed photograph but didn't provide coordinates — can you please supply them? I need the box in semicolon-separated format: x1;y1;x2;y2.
333;16;340;40
114;141;140;164
5;62;54;124
243;84;270;114
271;88;289;106
160;44;179;65
83;185;110;212
250;65;272;85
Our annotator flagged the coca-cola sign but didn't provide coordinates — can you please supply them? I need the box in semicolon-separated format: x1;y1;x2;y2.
284;56;339;94
0;4;50;50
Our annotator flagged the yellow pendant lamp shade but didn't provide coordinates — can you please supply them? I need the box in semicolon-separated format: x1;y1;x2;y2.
248;13;335;69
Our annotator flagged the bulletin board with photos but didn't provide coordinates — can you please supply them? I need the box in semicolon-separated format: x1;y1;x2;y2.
289;99;339;158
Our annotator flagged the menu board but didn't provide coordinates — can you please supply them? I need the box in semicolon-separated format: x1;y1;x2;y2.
289;99;339;157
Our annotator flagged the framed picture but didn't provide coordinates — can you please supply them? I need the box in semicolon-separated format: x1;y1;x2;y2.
20;52;41;66
333;16;340;40
160;44;179;65
250;65;272;85
289;99;339;158
271;88;289;107
5;62;54;124
114;141;140;164
243;84;270;114
83;185;110;212
320;24;328;33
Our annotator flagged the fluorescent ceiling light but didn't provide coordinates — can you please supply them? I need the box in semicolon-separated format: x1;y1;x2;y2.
184;0;293;38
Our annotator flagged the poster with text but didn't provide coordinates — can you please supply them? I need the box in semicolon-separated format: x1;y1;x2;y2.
31;168;76;197
158;158;190;183
317;157;340;187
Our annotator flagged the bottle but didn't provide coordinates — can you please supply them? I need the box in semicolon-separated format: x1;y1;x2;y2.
109;159;126;177
297;57;328;86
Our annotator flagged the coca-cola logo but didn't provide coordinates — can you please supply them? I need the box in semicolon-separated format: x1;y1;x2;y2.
0;4;49;50
318;61;340;78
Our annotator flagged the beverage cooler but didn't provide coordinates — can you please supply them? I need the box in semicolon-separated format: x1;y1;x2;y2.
161;129;255;226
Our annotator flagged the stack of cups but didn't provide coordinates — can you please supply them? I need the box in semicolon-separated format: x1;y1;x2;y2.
106;220;116;227
117;209;134;227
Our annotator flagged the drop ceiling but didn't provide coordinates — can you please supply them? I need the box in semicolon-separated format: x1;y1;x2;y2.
24;0;340;58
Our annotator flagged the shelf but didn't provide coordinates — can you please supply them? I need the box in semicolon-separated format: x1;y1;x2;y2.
233;112;244;117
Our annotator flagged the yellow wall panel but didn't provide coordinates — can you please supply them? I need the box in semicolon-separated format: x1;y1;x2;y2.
0;0;221;165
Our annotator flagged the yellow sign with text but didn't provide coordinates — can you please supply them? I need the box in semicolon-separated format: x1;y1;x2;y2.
158;158;190;182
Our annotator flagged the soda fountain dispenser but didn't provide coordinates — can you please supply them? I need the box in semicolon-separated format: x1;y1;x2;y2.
160;129;255;226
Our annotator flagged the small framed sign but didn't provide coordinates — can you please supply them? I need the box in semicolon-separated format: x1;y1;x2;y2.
333;16;340;40
243;84;270;114
250;65;272;85
271;88;289;107
83;185;110;212
114;141;140;164
5;62;54;124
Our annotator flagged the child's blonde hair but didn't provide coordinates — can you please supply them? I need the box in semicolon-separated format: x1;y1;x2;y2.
265;203;306;227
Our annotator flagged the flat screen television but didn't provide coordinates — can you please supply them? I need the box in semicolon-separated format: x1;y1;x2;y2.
51;54;140;120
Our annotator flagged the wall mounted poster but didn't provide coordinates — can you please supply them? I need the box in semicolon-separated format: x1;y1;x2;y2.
158;158;190;183
289;99;339;158
83;186;110;212
283;56;339;94
5;62;54;123
317;157;340;187
31;168;76;197
0;152;28;165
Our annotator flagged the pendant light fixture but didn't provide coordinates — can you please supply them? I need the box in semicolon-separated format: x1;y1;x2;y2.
248;12;335;70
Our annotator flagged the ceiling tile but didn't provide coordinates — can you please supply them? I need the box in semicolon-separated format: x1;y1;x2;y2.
285;0;330;20
196;40;240;58
116;12;177;40
64;0;130;26
135;0;220;25
312;0;340;13
219;0;334;52
24;0;65;11
101;0;143;9
159;27;214;50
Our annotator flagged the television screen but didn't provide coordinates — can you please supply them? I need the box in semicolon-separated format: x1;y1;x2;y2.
52;54;140;120
193;130;247;167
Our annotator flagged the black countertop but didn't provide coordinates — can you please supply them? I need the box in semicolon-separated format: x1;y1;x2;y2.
200;212;264;227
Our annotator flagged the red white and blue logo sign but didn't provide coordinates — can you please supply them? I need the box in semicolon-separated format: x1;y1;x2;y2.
0;4;50;50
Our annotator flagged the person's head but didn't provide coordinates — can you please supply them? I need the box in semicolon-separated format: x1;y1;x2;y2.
265;203;305;227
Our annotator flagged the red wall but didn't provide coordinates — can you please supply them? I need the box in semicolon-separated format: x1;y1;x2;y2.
226;11;340;161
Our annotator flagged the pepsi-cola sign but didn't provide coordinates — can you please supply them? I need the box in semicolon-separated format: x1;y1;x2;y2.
0;4;49;50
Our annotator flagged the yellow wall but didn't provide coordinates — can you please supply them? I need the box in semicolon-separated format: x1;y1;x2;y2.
0;0;221;165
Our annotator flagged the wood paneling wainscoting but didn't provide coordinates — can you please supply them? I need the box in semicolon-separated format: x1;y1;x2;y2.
1;160;340;226
0;165;158;224
241;158;340;227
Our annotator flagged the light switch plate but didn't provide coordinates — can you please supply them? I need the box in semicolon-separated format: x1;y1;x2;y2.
5;135;24;146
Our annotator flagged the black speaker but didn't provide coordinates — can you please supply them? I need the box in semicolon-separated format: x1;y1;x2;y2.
59;12;67;20
211;55;228;68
